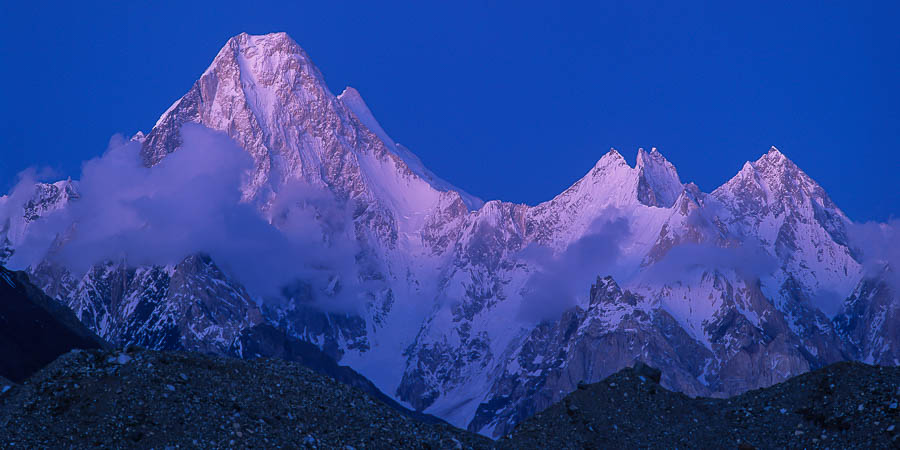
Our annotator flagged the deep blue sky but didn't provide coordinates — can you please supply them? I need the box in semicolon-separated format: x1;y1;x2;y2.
1;1;897;221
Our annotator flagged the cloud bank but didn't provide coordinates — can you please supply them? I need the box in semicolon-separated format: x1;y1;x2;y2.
639;241;779;285
5;124;368;311
849;219;900;292
516;213;631;323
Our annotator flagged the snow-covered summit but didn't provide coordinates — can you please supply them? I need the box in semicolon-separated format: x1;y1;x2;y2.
635;147;683;207
711;147;860;316
141;31;481;229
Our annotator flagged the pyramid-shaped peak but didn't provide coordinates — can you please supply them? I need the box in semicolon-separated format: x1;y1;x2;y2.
636;147;675;169
142;30;331;170
713;145;844;222
635;147;683;208
636;147;649;161
594;148;626;167
753;146;796;170
763;145;787;160
228;32;300;49
212;31;316;73
729;146;797;181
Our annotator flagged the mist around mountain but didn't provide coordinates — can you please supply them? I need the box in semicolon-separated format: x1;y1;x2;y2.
0;32;897;437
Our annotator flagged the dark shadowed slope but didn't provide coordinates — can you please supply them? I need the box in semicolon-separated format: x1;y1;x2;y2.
502;362;900;449
229;323;447;425
0;265;106;382
0;349;490;449
2;347;897;448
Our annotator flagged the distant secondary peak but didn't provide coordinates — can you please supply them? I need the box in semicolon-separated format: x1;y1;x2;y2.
635;147;675;167
596;275;618;287
594;148;626;168
713;145;838;221
635;147;683;208
729;147;796;182
589;275;627;307
754;146;795;170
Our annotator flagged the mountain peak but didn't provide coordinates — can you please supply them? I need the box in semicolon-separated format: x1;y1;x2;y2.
141;30;333;179
594;148;626;168
753;146;794;170
727;146;797;183
713;146;851;247
209;32;316;81
226;31;301;52
218;31;320;79
635;147;683;208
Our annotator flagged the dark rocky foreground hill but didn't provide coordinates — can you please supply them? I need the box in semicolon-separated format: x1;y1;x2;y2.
2;350;897;449
230;323;446;425
0;349;489;449
502;362;900;449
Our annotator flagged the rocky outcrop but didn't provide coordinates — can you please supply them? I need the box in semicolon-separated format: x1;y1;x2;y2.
835;266;899;365
29;254;263;355
470;277;712;436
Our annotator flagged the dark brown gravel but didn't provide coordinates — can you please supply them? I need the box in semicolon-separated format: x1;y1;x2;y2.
2;350;897;449
0;349;490;449
500;362;900;449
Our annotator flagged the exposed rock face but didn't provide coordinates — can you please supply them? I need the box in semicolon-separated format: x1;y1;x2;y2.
711;147;860;310
265;295;370;362
29;254;263;355
0;265;105;382
635;147;683;208
470;277;713;436
0;180;77;265
835;267;900;365
5;31;896;438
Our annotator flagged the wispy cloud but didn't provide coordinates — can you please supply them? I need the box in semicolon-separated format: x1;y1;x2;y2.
6;124;370;311
516;212;631;323
849;219;900;291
